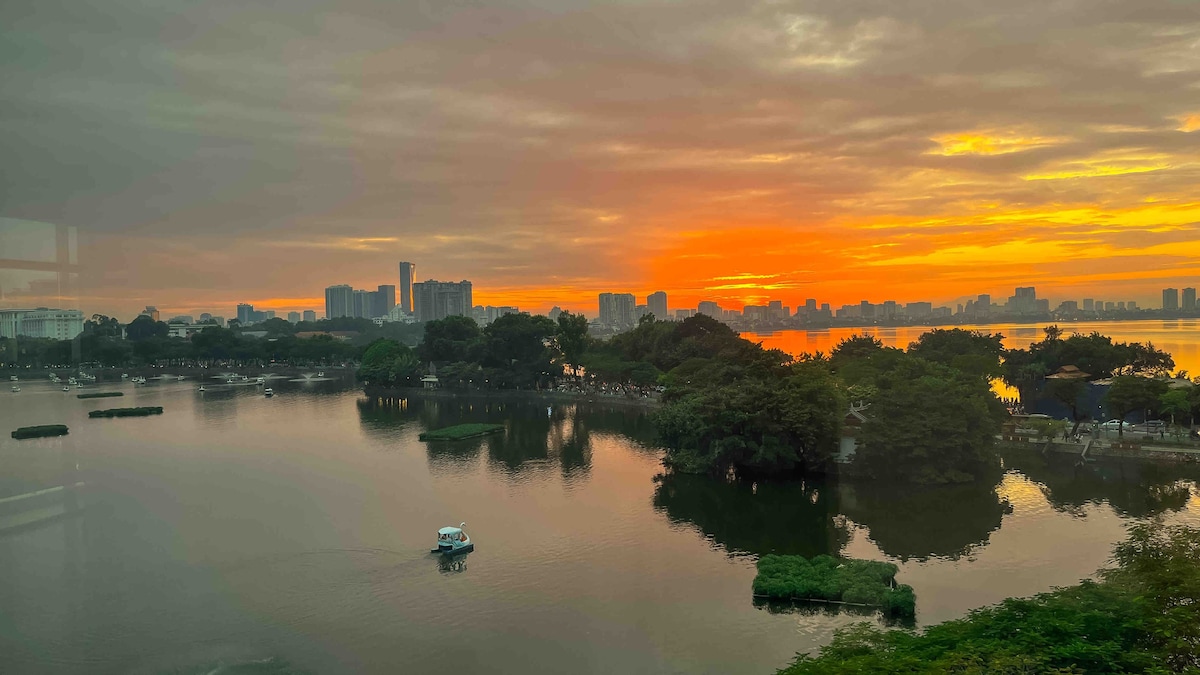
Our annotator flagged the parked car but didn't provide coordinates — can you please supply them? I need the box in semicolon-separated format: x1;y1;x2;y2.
1100;420;1127;429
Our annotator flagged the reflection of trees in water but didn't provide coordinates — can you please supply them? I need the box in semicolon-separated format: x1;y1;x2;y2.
355;396;418;437
651;473;849;557
838;478;1010;561
1003;449;1200;518
751;595;914;628
355;395;640;479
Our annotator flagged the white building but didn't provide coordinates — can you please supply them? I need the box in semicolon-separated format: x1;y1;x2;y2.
0;308;85;340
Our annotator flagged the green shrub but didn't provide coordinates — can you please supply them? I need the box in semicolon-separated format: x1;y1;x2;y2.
88;406;163;418
11;425;69;439
753;554;915;619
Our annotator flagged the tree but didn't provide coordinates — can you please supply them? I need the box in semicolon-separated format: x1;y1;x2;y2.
654;362;845;476
356;339;418;387
555;311;589;377
1159;388;1191;427
477;313;560;389
417;315;481;364
1044;377;1090;435
84;314;122;338
1105;376;1168;437
125;315;168;341
853;357;1003;484
906;328;1004;380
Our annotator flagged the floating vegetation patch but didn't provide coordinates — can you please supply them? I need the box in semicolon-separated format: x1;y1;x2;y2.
753;554;916;619
78;392;124;399
11;424;70;439
419;423;505;441
88;406;164;418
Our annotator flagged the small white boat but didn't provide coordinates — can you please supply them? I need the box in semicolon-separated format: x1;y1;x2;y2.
198;386;206;392
68;377;77;385
177;376;185;381
256;376;266;384
264;387;274;397
121;373;129;379
9;375;17;381
62;386;70;392
317;372;325;377
10;385;19;392
432;523;473;554
76;383;83;388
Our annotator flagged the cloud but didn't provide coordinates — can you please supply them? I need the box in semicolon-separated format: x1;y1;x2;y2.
2;0;1200;317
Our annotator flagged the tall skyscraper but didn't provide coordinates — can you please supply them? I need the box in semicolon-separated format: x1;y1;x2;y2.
1008;287;1038;315
236;303;254;325
413;280;473;322
398;262;415;315
1163;288;1179;311
1183;287;1197;312
599;292;636;328
353;289;372;319
325;284;354;319
376;285;397;318
647;291;668;320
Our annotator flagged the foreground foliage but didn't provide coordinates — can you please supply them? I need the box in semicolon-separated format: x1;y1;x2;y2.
754;555;916;619
781;523;1200;674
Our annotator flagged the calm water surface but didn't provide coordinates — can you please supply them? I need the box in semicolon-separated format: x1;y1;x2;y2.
2;371;1199;674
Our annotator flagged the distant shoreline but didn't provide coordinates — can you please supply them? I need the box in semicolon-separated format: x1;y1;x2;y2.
362;385;662;410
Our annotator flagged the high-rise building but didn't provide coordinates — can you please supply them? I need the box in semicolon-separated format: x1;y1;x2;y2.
413;280;473;323
1163;288;1179;311
1082;299;1094;312
352;289;372;319
236;303;254;325
302;310;316;323
398;262;415;315
1183;288;1197;312
697;301;721;318
287;311;301;323
647;291;668;320
325;284;354;319
140;306;160;322
375;285;397;318
1008;287;1038;315
548;306;564;321
598;293;636;328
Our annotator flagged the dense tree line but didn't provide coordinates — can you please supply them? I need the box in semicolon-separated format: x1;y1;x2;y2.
357;312;590;390
0;314;421;368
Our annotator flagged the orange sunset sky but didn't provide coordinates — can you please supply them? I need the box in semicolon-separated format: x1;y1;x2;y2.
3;1;1200;318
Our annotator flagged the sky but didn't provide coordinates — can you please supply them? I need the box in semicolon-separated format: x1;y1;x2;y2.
2;0;1200;319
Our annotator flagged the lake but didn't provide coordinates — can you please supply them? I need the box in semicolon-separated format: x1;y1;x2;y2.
2;370;1199;674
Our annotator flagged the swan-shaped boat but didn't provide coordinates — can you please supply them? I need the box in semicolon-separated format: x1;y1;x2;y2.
432;523;473;554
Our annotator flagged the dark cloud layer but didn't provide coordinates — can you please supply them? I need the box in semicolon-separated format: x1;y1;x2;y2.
2;0;1199;315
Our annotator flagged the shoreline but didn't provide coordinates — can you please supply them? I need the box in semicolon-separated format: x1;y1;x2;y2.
362;385;662;410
